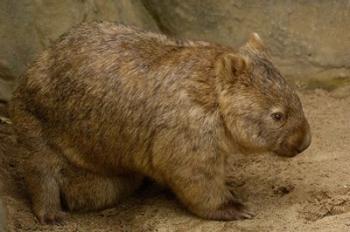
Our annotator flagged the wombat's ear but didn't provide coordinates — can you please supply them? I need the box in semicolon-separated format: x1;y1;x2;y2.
242;33;266;53
215;53;250;82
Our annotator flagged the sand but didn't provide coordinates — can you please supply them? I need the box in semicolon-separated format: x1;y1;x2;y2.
0;88;349;232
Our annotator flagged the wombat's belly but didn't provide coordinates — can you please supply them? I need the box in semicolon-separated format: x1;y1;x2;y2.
44;113;159;176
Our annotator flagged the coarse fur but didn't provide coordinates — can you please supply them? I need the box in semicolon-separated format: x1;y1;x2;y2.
9;22;311;223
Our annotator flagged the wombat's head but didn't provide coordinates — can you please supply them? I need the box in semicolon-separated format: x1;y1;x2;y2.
215;33;311;157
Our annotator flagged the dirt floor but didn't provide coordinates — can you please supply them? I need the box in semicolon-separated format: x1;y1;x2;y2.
0;87;350;232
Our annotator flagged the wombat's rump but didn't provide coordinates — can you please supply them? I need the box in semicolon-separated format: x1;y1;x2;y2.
9;22;311;223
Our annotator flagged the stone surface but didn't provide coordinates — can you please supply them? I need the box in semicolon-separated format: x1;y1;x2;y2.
143;0;350;80
0;0;159;101
0;198;6;232
0;60;14;102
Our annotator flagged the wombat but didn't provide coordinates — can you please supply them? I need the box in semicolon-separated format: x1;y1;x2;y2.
9;22;311;223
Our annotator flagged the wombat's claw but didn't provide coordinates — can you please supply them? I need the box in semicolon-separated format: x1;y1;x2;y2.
220;207;255;220
210;202;255;220
36;210;67;225
235;208;255;219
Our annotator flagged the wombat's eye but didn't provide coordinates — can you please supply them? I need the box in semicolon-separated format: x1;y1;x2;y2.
271;112;284;121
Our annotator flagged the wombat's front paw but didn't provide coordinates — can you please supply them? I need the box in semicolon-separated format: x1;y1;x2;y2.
34;208;67;224
207;201;255;221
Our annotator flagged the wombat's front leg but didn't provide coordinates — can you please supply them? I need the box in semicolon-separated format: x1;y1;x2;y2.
166;167;254;220
60;169;143;212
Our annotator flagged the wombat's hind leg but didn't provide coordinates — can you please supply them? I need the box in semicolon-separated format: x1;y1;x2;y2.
61;171;143;212
11;106;67;224
25;148;67;224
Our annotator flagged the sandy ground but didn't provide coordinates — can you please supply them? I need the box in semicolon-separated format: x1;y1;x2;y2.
0;88;349;232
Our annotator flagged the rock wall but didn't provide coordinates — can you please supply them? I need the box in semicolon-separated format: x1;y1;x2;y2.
143;0;350;81
0;197;6;232
1;0;350;101
0;0;159;101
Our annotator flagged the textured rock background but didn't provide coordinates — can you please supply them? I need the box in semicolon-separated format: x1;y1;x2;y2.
0;196;6;232
0;0;159;102
144;0;350;79
1;0;350;101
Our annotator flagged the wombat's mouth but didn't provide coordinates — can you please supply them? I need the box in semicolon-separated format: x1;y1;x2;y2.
273;142;310;157
273;149;301;158
274;128;312;157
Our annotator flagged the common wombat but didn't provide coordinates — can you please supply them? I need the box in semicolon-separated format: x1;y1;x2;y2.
9;22;311;223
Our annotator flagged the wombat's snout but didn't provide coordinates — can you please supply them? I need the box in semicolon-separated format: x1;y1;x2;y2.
276;121;311;157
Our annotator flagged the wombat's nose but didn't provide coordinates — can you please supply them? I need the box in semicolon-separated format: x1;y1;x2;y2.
276;122;311;157
296;130;311;153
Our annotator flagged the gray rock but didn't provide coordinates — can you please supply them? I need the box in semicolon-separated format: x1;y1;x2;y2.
0;197;6;232
143;0;350;80
0;0;159;101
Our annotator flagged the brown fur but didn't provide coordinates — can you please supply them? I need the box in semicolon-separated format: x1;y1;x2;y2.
9;22;311;223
